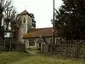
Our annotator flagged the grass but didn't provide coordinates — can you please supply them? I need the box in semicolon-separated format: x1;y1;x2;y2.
0;52;85;64
0;52;28;64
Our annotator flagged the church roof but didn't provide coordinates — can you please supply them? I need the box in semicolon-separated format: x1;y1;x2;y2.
23;27;58;39
18;10;29;15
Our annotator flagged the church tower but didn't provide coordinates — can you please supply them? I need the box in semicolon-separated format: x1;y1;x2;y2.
17;10;36;43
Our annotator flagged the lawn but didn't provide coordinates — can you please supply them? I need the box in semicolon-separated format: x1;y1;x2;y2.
0;52;85;64
0;52;28;64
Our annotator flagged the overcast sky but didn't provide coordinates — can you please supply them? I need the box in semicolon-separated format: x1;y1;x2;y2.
12;0;63;28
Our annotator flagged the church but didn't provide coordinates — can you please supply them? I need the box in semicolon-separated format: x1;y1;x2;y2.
17;10;58;49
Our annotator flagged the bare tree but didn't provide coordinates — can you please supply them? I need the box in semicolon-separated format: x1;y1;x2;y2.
0;0;11;39
4;6;16;31
0;0;11;27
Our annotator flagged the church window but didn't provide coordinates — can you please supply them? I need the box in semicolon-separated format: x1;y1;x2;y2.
23;18;26;23
29;39;35;46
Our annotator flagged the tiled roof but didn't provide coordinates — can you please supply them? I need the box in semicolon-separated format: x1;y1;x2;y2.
23;27;58;38
18;10;29;15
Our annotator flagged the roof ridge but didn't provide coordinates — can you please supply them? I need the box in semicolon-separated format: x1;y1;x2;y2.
19;10;29;15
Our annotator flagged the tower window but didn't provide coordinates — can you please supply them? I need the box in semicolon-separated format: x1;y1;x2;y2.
23;18;26;23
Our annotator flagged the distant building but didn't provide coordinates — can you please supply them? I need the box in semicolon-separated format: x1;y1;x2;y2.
17;10;36;43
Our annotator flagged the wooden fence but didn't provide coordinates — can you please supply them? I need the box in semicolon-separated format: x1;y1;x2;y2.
0;40;25;52
0;40;4;51
42;40;85;59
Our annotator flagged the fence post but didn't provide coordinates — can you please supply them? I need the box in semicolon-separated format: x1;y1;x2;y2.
9;39;12;51
3;39;5;51
66;40;68;57
76;41;79;58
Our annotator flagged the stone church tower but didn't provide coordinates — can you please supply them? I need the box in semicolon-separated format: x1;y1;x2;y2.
17;10;36;43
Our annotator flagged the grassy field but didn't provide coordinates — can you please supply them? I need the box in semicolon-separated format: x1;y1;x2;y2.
0;52;85;64
0;52;28;64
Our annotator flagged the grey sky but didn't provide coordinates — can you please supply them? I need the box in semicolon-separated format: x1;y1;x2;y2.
12;0;63;28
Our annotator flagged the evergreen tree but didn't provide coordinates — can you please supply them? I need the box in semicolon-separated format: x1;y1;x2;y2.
30;13;36;28
55;0;85;39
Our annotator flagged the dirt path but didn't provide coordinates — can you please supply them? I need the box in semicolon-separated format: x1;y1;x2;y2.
26;50;40;56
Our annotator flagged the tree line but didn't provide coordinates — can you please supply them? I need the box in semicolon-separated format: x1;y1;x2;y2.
55;0;85;40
